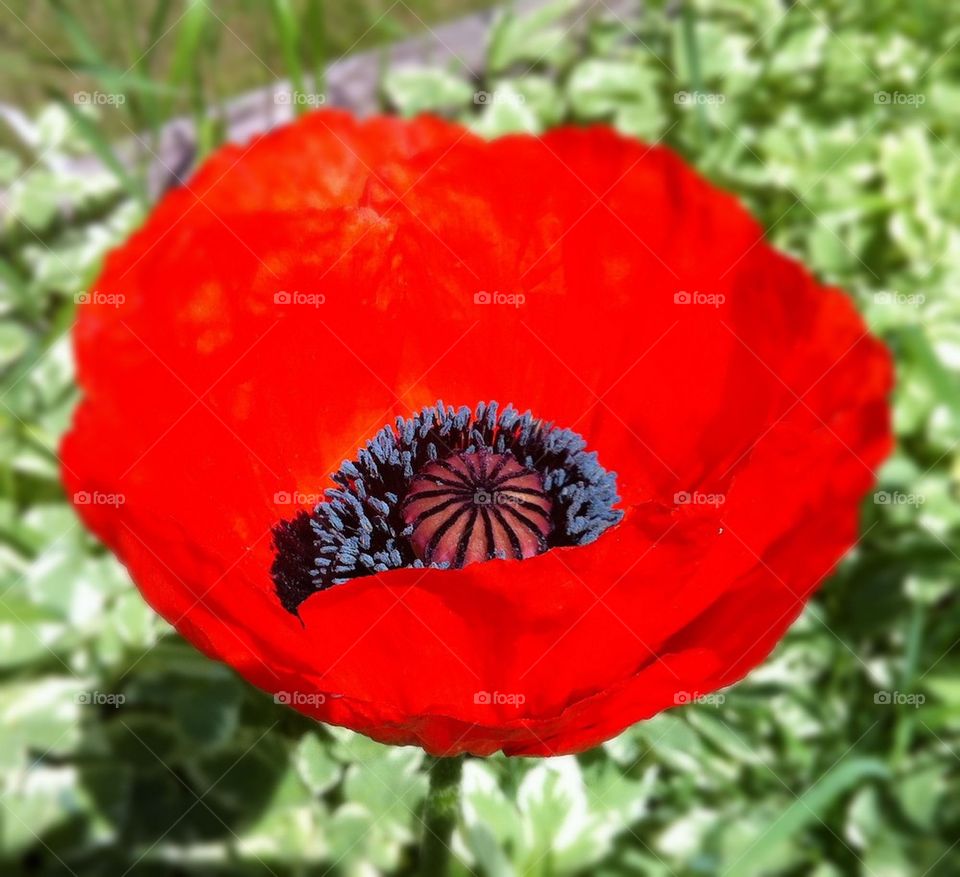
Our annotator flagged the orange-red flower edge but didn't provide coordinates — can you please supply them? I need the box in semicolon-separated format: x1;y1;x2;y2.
62;111;892;756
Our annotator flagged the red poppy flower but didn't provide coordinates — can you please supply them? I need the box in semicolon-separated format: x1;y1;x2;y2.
62;110;892;756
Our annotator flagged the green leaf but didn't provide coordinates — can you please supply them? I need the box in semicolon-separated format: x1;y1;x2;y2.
461;759;519;870
1;765;85;854
515;758;611;875
0;149;22;185
5;170;63;230
0;677;85;771
880;128;933;202
342;746;425;817
471;81;543;137
295;732;341;795
567;58;665;139
487;0;579;73
383;67;474;117
894;762;946;830
0;322;31;368
171;677;242;749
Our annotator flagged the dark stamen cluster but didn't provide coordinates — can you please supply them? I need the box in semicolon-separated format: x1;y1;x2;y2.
271;401;623;614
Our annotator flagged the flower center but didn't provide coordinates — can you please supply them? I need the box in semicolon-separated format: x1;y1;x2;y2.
401;451;552;566
270;401;623;615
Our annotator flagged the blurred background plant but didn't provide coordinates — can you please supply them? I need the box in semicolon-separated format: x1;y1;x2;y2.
1;0;959;874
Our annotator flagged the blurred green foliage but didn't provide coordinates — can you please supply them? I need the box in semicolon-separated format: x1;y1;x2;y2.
1;0;960;874
0;0;493;138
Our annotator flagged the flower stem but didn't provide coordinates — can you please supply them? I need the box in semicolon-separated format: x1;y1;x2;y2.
418;754;465;877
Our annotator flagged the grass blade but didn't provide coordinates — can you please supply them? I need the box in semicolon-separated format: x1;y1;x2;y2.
270;0;307;112
734;758;888;874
